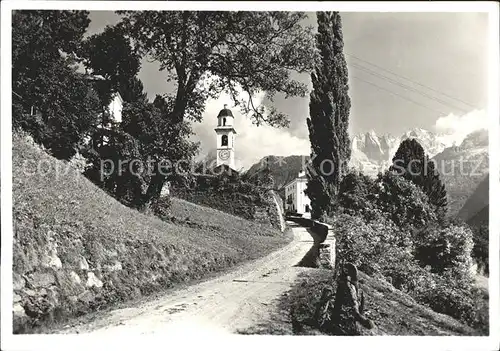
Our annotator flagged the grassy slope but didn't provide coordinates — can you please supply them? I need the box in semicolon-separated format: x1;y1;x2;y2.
12;134;290;332
168;197;289;260
281;269;478;336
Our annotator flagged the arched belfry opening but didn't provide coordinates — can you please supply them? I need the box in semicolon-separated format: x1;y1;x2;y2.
223;117;226;126
221;134;228;146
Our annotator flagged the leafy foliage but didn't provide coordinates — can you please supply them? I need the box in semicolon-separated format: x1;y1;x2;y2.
118;11;316;126
12;10;101;160
330;209;485;330
390;138;448;220
306;12;351;220
79;25;146;104
83;126;144;206
172;173;274;221
331;164;484;330
337;170;377;218
331;212;413;276
412;270;485;329
84;96;199;210
375;170;438;230
471;223;489;274
337;169;438;229
414;225;475;277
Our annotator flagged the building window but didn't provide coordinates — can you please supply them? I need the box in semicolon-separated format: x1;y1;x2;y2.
305;204;310;212
223;117;226;126
221;135;228;146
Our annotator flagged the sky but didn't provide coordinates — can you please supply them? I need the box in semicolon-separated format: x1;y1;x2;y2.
86;11;490;169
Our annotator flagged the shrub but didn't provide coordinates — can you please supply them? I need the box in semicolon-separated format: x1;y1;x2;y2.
375;170;438;230
151;196;172;218
329;212;413;276
337;170;377;218
412;269;483;328
336;170;439;231
330;209;484;330
390;138;448;220
171;174;272;221
83;127;145;207
414;224;475;279
471;223;489;274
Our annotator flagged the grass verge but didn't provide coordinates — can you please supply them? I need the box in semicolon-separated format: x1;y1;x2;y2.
279;269;478;336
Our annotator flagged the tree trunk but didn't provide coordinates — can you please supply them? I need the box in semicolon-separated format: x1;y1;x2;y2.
136;172;167;212
136;74;196;210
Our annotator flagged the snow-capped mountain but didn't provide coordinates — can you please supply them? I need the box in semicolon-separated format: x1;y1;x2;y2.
350;127;488;215
349;127;465;177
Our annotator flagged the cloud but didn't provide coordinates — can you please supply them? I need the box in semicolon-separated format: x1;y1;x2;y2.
433;109;488;146
191;87;310;171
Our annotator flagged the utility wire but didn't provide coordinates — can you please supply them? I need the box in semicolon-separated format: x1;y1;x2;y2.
346;52;477;109
351;75;448;115
350;62;469;113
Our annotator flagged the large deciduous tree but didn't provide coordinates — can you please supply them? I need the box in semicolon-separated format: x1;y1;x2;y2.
305;12;352;220
12;10;100;160
79;25;146;104
114;11;317;209
84;91;198;210
118;11;316;125
390;138;448;220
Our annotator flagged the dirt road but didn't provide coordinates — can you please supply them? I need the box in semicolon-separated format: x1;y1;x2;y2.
58;222;315;335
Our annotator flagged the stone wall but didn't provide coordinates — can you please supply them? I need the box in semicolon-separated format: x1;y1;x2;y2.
287;216;336;269
172;188;257;220
260;190;285;232
314;222;335;269
12;227;242;333
319;242;335;270
171;188;285;232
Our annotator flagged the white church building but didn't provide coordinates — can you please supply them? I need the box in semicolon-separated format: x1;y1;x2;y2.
284;170;311;215
107;91;124;124
214;104;237;172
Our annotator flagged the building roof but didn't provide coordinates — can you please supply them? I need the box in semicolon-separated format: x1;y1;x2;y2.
81;73;124;103
112;91;124;103
210;164;239;176
217;104;234;118
283;171;307;189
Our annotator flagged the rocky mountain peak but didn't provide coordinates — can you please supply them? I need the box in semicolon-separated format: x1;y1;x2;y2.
459;128;488;150
349;127;488;178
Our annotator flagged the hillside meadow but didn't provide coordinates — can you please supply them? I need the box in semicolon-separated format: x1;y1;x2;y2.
12;133;290;333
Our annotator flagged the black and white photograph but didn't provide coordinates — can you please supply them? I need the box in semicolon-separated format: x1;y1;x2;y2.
1;1;499;350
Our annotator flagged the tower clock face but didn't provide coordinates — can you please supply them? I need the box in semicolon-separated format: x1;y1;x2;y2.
219;150;230;160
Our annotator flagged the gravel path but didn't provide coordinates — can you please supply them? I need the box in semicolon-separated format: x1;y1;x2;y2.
57;222;314;335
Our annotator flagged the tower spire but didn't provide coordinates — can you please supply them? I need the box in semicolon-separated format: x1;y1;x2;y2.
215;104;237;170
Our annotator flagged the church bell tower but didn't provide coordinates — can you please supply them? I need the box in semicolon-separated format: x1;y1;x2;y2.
215;104;236;170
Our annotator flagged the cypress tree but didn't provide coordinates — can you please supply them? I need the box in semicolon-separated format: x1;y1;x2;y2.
305;12;351;220
390;138;448;219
